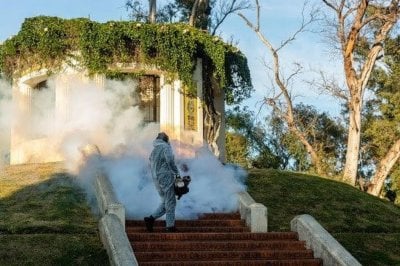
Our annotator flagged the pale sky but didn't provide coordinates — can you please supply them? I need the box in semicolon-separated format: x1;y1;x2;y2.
0;0;344;117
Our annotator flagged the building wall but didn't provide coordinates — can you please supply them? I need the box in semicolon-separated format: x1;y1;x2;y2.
9;59;222;164
10;68;102;164
10;69;63;164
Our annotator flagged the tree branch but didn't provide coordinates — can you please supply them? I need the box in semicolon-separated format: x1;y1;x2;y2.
189;0;200;26
322;0;338;12
277;1;319;52
239;0;323;174
211;0;251;35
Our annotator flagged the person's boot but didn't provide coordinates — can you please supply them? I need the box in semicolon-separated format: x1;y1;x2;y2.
165;226;177;233
144;216;155;232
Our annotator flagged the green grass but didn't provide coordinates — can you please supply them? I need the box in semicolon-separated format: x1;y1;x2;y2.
248;168;400;266
3;163;400;265
0;163;109;265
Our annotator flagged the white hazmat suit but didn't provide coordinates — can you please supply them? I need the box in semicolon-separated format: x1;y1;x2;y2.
145;134;180;231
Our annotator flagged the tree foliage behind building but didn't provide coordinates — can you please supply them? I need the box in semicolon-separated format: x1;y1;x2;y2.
362;35;400;195
0;16;252;105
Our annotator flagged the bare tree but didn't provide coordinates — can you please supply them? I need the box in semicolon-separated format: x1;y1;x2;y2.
210;0;251;35
322;0;399;185
238;1;326;174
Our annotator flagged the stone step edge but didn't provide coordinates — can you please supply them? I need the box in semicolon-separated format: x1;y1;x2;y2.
131;240;307;251
126;227;249;232
127;232;298;240
135;249;315;261
197;213;241;219
138;258;323;266
126;220;246;226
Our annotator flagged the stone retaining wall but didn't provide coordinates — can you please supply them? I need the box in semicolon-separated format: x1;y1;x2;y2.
291;214;361;266
237;191;268;232
94;173;138;266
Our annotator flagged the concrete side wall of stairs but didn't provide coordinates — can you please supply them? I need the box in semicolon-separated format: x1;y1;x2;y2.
94;172;360;266
95;173;138;266
291;214;361;266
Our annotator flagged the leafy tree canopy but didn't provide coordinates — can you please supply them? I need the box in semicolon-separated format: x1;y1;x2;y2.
225;132;249;167
0;16;252;105
363;35;400;185
226;106;284;169
270;103;345;175
125;0;249;34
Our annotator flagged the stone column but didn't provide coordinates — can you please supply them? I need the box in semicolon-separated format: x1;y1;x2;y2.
159;75;174;136
214;89;226;162
92;73;105;88
10;82;33;164
194;58;204;145
55;75;70;124
173;79;184;141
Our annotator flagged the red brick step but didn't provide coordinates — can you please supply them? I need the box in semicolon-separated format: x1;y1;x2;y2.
198;213;242;220
134;250;315;261
139;259;323;266
126;219;245;227
132;240;307;251
127;226;249;233
126;212;322;265
128;231;299;241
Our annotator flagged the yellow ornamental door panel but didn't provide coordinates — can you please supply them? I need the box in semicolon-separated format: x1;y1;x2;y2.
184;93;197;131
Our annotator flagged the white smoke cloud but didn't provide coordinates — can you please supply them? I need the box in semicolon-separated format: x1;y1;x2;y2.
3;74;247;219
39;77;159;171
173;150;247;218
96;147;247;219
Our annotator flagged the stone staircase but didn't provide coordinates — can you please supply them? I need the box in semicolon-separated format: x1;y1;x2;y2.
126;213;323;265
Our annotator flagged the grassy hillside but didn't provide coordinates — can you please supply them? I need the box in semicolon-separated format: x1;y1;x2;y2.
0;163;109;265
2;163;399;265
248;168;400;266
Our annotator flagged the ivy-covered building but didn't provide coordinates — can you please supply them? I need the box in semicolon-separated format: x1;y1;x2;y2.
0;16;252;164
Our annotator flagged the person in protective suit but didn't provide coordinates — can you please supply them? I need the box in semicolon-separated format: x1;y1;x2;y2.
144;132;180;232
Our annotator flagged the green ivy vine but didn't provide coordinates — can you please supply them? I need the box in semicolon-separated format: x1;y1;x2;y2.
0;16;252;105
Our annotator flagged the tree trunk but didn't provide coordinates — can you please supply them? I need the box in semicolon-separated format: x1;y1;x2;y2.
204;104;221;157
289;125;324;175
202;57;221;158
189;0;200;26
322;0;399;187
343;93;362;185
149;0;156;23
368;139;400;196
238;1;323;175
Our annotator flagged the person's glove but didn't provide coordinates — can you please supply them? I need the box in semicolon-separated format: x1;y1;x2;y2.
175;175;184;187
